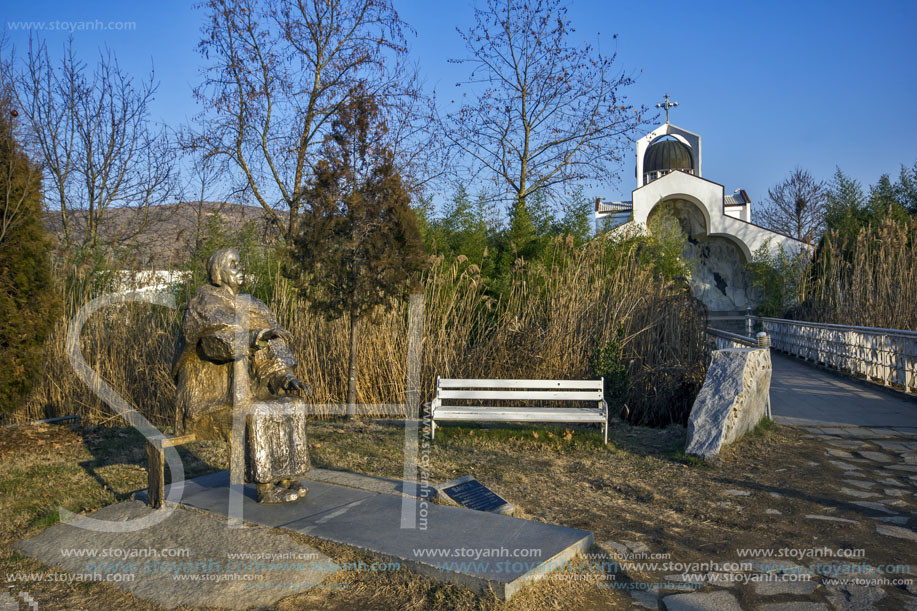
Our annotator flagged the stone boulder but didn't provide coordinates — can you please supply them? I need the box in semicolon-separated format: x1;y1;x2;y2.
686;348;771;460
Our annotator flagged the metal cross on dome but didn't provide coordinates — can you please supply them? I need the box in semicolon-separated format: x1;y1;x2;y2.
657;94;678;123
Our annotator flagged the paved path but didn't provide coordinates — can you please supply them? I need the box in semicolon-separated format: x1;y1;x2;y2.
616;350;917;610
770;352;917;429
616;413;917;610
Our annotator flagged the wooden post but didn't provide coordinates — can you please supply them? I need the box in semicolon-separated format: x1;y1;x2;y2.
146;434;197;508
146;439;164;509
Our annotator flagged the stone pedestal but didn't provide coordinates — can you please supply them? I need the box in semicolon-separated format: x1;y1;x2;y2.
245;398;310;483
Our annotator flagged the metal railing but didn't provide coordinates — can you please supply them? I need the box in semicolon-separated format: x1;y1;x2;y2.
705;327;756;350
748;316;917;393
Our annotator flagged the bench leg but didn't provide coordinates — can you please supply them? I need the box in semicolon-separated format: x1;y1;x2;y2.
603;422;608;445
431;419;436;441
147;440;165;509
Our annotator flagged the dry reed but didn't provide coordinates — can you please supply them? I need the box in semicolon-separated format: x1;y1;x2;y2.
802;216;917;330
21;236;708;427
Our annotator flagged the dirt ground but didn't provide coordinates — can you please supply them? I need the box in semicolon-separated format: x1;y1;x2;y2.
1;418;915;610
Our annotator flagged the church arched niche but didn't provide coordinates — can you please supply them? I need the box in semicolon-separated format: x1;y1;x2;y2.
647;198;706;239
647;199;753;312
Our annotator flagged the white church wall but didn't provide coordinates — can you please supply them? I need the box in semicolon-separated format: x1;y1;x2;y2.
724;206;750;222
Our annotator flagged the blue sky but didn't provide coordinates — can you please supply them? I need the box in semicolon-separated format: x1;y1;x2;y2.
3;0;916;214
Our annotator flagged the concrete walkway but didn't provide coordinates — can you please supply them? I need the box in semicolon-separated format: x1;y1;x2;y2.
770;352;917;429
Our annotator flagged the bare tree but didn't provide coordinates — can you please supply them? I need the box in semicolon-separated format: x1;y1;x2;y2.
0;41;41;248
173;153;231;260
759;167;826;244
12;38;175;250
439;0;645;211
189;0;431;242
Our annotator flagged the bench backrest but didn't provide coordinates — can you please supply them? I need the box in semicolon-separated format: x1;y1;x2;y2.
436;378;604;402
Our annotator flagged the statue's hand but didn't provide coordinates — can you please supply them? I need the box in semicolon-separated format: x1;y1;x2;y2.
282;374;310;396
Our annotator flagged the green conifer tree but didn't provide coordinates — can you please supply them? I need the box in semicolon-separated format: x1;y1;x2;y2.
0;108;59;417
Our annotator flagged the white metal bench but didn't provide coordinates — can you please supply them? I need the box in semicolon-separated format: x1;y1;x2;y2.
428;377;608;444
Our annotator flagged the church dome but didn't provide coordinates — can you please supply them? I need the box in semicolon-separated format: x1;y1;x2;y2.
644;138;694;174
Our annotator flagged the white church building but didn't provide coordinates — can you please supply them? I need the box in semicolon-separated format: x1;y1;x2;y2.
595;97;808;313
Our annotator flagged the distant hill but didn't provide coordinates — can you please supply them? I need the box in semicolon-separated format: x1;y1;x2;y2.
44;202;276;268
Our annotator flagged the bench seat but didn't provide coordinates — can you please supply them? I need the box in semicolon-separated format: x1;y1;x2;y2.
434;406;607;422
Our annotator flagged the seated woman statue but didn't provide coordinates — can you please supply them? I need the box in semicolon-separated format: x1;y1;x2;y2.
173;248;311;504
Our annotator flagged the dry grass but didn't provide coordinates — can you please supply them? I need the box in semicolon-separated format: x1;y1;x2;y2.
4;419;915;609
18;236;707;428
0;421;629;610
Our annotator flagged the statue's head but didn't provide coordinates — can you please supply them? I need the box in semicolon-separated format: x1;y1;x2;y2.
207;248;244;294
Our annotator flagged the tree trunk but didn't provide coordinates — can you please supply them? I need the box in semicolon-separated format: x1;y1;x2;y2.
347;311;359;417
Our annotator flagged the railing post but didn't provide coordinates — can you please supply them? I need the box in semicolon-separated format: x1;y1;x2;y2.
745;307;753;338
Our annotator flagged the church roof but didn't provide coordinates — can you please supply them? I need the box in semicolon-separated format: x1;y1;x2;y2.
595;199;633;214
724;190;750;207
644;138;693;173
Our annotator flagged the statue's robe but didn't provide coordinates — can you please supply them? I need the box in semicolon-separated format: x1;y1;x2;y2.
172;283;309;483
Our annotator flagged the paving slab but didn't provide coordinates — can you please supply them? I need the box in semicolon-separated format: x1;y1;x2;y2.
662;590;741;610
875;497;908;505
759;603;827;611
823;439;869;450
875;524;917;542
629;590;659;608
874;516;910;525
665;573;706;584
866;427;903;438
149;471;592;599
753;579;818;595
838;487;879;498
820;427;871;439
850;501;898;514
705;572;741;588
621;540;651;554
874;440;911;452
857;451;894;462
14;501;332;609
804;515;858;525
825;582;887;610
747;559;813;577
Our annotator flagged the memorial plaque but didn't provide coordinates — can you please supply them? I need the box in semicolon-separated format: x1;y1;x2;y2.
437;475;514;515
